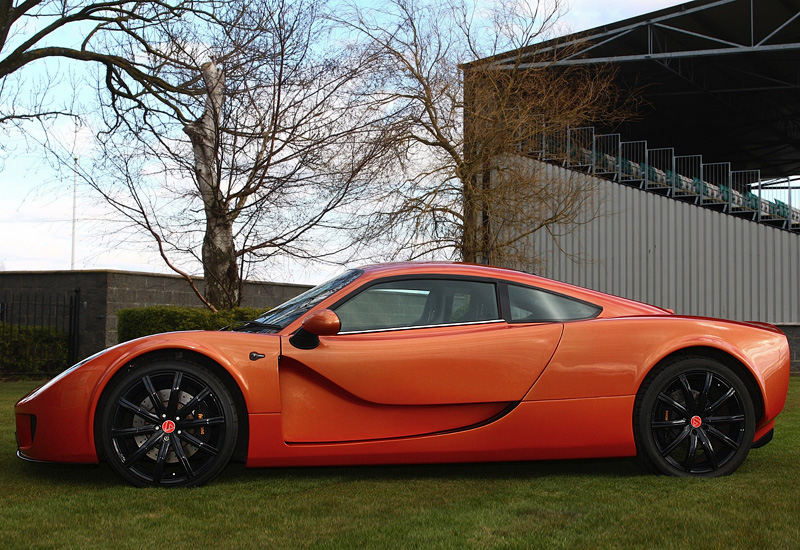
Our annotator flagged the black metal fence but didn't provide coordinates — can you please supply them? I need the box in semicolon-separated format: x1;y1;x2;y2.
0;289;80;376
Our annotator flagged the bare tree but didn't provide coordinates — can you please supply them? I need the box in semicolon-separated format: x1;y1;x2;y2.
4;0;396;310
0;1;217;128
1;0;218;305
5;0;630;307
74;0;394;309
337;0;630;269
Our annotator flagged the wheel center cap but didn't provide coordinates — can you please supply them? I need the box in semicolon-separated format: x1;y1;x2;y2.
690;415;703;428
162;420;176;433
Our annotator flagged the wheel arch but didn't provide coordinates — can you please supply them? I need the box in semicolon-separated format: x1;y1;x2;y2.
641;345;765;422
93;348;250;463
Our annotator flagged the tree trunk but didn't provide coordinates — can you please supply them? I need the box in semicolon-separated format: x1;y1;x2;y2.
184;61;241;309
461;175;480;263
202;216;240;309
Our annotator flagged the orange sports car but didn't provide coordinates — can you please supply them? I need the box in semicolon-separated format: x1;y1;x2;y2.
15;262;790;487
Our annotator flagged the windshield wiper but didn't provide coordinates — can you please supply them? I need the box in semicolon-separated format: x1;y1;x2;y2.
221;320;284;333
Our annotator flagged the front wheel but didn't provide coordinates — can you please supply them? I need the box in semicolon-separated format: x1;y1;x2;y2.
634;357;756;477
98;360;238;487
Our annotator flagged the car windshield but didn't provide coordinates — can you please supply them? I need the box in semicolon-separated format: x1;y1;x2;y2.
234;269;363;332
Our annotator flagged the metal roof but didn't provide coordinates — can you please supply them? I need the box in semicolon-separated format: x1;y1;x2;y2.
489;0;800;178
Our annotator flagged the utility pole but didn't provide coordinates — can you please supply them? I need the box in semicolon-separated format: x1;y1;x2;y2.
71;156;77;270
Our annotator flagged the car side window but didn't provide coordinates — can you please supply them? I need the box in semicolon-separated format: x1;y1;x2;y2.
507;284;601;322
335;279;500;332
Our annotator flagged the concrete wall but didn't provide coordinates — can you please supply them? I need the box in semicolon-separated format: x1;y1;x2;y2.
0;270;311;361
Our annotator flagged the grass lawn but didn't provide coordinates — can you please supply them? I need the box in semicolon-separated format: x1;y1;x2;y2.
1;378;798;549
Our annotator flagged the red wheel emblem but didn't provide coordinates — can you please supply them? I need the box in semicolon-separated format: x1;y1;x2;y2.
162;420;176;433
691;416;702;428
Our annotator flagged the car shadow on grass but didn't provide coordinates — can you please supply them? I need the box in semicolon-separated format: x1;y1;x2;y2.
11;459;120;488
11;455;645;488
217;456;647;486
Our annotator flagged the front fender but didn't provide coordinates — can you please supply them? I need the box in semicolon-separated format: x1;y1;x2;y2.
15;331;281;464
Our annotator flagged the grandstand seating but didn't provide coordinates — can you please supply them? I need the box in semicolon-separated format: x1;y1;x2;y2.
535;126;800;231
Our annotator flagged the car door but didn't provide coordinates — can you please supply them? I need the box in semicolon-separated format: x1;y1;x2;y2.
279;277;564;442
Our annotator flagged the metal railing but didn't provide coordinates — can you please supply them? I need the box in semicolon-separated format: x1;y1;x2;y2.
537;126;800;232
0;289;80;376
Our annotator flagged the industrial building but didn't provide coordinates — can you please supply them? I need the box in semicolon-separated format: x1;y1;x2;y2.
467;0;799;367
472;0;799;323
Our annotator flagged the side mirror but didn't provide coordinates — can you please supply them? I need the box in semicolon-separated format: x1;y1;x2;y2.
289;309;340;349
302;309;341;336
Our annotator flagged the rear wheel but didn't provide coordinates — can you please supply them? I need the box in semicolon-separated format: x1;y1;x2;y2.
634;357;755;477
99;360;237;487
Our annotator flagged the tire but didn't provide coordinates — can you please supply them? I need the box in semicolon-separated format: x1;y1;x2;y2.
634;356;755;477
98;360;238;487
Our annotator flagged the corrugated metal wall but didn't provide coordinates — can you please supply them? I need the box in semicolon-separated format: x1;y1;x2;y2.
515;164;800;324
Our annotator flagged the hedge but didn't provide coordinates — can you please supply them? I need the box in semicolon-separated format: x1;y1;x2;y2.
0;322;69;375
117;305;266;342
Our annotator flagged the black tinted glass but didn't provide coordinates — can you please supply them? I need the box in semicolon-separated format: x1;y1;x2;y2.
335;279;500;332
507;284;600;322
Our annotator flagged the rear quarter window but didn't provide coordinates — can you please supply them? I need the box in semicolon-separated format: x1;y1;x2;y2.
507;284;601;322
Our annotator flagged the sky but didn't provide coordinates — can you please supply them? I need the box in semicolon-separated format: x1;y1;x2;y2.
561;0;684;33
0;0;791;285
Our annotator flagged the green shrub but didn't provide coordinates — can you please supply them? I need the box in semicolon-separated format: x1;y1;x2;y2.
0;322;69;375
117;306;266;342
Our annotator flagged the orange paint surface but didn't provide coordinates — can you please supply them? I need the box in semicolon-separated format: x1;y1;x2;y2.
14;262;791;475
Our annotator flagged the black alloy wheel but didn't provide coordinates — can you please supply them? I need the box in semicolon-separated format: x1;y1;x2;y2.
634;357;756;477
99;360;237;487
